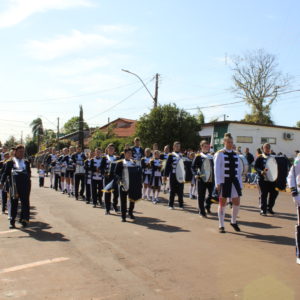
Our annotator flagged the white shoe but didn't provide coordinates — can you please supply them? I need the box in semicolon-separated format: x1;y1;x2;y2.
168;206;174;210
297;258;300;265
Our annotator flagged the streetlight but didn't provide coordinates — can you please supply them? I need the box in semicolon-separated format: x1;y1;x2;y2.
121;69;158;108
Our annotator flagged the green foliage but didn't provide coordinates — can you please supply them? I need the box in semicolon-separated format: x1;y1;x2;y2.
242;113;273;125
57;139;73;150
63;116;89;134
296;121;300;128
136;104;202;150
5;136;19;148
196;109;205;125
25;140;38;156
30;118;44;137
88;130;132;153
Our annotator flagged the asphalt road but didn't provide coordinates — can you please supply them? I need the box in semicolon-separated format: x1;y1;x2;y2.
0;171;299;300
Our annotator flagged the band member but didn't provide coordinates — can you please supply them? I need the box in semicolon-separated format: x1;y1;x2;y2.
59;148;68;194
120;144;130;159
90;148;105;208
214;133;242;233
131;137;144;166
38;164;46;187
0;152;10;213
164;141;184;209
62;147;75;196
72;146;86;200
160;145;170;194
185;152;196;199
192;140;214;217
254;143;279;215
46;147;57;188
0;145;31;229
114;148;142;222
54;159;61;191
103;144;119;214
0;146;8;161
150;150;162;204
84;151;93;204
287;154;300;265
141;148;153;200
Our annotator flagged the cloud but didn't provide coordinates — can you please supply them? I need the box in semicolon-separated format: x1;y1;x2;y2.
25;30;117;60
96;25;136;34
0;0;93;28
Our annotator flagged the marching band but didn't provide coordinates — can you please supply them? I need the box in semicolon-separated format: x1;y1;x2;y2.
0;132;299;264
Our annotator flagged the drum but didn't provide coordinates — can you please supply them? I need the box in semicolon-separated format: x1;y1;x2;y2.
200;157;212;183
75;164;85;174
184;159;193;182
265;156;278;182
122;165;142;201
176;159;186;183
238;155;249;176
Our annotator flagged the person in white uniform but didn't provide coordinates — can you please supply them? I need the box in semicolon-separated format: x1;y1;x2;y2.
287;153;300;265
214;133;243;233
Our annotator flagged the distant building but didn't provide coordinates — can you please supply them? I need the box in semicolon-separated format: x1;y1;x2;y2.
199;121;300;158
99;118;137;138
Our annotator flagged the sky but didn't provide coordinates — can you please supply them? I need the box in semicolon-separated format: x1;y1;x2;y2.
0;0;299;143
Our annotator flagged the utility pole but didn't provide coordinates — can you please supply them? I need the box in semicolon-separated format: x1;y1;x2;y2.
57;117;60;141
153;73;159;108
79;105;84;149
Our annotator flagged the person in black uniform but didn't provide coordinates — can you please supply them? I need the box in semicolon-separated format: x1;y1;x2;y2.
71;146;86;200
0;145;31;229
254;143;279;216
90;148;105;208
0;152;10;214
192;140;214;217
131;137;144;166
164;141;184;209
84;151;93;204
103;144;119;214
114;148;140;222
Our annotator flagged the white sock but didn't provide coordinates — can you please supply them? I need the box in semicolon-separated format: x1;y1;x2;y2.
50;173;54;185
218;205;226;228
142;187;146;198
155;190;159;199
189;185;193;196
147;188;151;199
61;181;64;191
231;204;240;224
66;184;70;193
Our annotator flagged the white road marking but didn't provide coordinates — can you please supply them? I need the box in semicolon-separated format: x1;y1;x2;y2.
0;257;70;274
0;229;18;234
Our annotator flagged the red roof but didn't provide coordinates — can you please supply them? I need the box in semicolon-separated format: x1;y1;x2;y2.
99;118;137;138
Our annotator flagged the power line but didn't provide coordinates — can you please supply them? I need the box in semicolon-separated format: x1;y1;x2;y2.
0;80;149;104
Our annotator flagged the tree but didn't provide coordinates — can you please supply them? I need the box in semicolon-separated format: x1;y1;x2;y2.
25;140;38;156
88;130;107;150
231;49;289;124
63;116;89;134
196;109;205;125
136;104;201;150
296;121;300;128
30;117;44;151
5;136;19;148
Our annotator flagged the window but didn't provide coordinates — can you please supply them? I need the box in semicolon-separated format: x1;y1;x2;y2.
261;137;276;144
236;136;253;143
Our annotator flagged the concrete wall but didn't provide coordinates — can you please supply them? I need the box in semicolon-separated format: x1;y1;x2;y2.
228;123;300;158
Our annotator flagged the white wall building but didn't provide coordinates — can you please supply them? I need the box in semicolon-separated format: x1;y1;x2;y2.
199;121;300;158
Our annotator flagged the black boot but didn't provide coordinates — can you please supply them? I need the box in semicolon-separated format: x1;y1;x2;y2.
296;225;300;259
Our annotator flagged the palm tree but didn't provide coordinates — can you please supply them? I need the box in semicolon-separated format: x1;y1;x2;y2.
30;118;44;151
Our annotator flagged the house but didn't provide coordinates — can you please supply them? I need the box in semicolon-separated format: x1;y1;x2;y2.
199;121;300;158
99;118;137;138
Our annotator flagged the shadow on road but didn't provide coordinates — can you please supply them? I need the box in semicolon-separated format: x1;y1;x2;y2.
131;216;190;233
238;220;282;229
230;230;295;246
19;221;70;242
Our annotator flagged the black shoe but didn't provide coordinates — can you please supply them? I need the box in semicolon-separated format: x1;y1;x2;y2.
113;204;119;212
230;223;241;232
86;201;90;204
9;221;15;229
75;196;79;200
260;210;267;216
93;204;96;208
105;211;110;215
128;214;135;220
21;220;28;228
206;207;211;214
268;208;275;215
199;212;207;218
121;218;126;222
219;227;226;233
